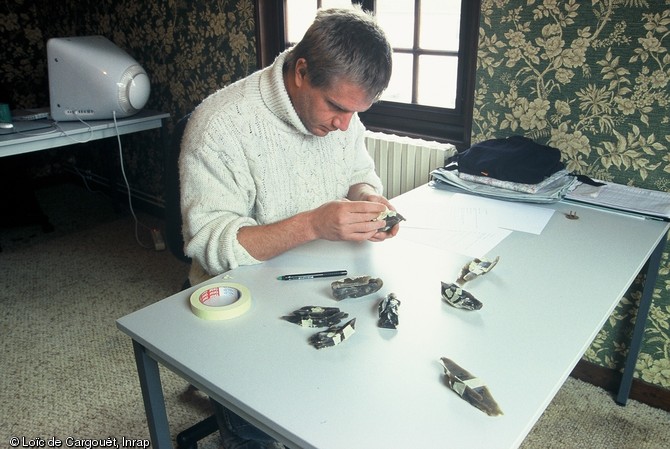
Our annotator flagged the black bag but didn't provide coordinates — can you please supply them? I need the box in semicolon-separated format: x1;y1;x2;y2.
449;135;564;184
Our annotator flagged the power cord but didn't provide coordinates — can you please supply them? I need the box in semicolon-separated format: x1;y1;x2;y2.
112;111;156;250
53;113;94;143
70;165;102;194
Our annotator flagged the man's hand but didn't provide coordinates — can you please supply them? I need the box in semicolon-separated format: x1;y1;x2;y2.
347;183;400;240
309;199;388;241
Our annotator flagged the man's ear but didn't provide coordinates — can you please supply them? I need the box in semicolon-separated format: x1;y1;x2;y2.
294;58;308;87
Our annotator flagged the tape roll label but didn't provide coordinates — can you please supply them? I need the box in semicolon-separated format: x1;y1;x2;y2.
200;286;240;307
190;282;251;320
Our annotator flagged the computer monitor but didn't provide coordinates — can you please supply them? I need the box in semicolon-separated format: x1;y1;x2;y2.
47;35;150;121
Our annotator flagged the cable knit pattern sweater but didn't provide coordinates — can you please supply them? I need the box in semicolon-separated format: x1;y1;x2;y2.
179;51;383;283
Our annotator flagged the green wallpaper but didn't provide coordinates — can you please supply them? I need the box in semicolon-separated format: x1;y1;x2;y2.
475;0;670;390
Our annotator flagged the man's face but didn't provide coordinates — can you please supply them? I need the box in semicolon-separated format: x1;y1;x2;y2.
289;59;373;137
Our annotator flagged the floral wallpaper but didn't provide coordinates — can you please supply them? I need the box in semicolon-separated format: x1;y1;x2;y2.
475;0;670;390
0;0;257;198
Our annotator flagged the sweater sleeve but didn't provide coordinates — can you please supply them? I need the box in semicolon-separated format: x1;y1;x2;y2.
179;114;261;276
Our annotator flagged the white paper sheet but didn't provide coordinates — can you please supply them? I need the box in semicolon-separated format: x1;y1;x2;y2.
398;226;512;258
394;194;554;235
448;194;554;234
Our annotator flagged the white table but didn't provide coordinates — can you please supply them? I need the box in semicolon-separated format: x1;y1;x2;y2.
117;185;669;449
0;109;169;158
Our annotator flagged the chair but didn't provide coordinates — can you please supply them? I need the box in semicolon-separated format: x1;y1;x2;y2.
165;113;219;449
165;113;192;267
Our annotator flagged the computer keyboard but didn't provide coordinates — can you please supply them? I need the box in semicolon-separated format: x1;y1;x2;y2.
12;107;51;121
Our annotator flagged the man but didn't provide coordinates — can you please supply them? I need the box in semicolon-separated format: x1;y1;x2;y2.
180;6;396;286
179;6;395;447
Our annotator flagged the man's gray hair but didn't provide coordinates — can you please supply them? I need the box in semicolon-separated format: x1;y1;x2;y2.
285;6;393;102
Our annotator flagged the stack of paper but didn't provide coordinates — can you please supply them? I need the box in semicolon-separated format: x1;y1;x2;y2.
565;182;670;220
430;165;576;203
457;169;569;194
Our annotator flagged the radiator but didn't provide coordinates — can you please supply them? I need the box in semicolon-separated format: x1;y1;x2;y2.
365;131;457;199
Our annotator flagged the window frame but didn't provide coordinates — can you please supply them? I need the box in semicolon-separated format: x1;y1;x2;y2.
254;0;480;150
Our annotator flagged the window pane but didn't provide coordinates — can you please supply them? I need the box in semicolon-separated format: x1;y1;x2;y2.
286;0;353;44
420;0;461;52
322;0;353;8
285;0;318;43
381;53;413;104
417;55;457;108
285;1;463;111
375;0;415;49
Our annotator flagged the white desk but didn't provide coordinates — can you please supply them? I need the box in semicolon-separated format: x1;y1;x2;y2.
0;110;170;158
117;185;669;449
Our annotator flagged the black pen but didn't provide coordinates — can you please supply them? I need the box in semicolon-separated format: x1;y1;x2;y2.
277;270;347;281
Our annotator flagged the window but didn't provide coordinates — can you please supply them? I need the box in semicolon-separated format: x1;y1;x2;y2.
255;0;480;149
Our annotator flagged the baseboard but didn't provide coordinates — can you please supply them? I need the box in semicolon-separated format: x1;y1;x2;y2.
61;169;166;219
570;360;670;411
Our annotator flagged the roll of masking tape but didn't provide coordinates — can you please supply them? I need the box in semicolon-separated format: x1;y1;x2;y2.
189;282;251;320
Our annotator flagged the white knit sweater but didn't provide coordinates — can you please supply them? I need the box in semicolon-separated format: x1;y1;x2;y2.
179;51;383;283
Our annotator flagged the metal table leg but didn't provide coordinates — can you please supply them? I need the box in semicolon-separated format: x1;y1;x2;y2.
616;230;667;405
133;340;173;448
